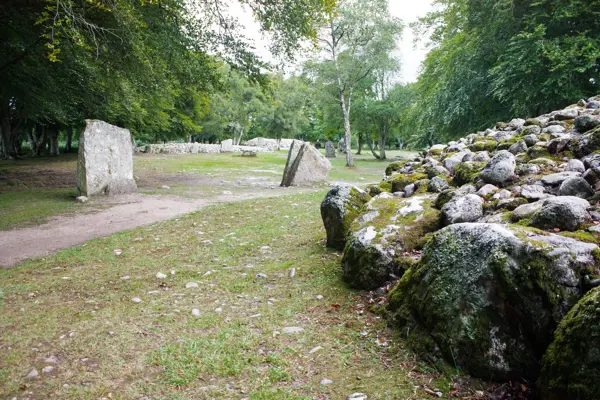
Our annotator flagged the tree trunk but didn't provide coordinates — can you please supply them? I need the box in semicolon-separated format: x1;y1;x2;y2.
379;123;387;160
48;125;59;156
66;126;73;153
366;136;381;159
0;101;15;159
29;123;46;156
356;133;363;155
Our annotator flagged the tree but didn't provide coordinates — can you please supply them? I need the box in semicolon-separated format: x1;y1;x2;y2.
315;0;403;166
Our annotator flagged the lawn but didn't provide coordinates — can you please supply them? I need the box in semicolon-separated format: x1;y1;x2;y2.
0;191;485;399
0;149;416;231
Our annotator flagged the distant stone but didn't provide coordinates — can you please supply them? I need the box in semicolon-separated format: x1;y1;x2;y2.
26;368;39;379
479;150;515;186
185;282;199;289
256;273;268;279
76;120;137;196
220;139;233;152
443;151;471;173
282;326;304;334
161;185;170;190
131;297;142;303
587;100;600;109
473;151;490;162
192;309;201;317
75;196;88;203
325;141;336;158
558;177;595;198
156;272;167;279
41;366;55;374
346;394;368;400
281;140;331;186
320;379;333;385
44;356;59;364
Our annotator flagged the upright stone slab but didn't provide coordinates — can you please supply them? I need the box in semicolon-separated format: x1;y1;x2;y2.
220;139;233;152
77;120;137;196
325;141;336;158
281;140;331;186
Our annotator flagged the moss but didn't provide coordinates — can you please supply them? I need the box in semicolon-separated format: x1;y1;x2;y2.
341;187;372;239
559;231;599;245
452;162;483;186
366;184;383;196
379;181;392;193
434;189;455;210
470;140;497;152
385;160;409;177
389;172;428;193
525;118;543;127
539;287;600;400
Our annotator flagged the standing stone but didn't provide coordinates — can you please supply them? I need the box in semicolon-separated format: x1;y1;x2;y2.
220;139;234;152
325;141;336;158
281;141;332;186
76;120;137;196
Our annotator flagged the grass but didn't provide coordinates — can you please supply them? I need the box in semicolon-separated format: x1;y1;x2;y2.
0;149;416;230
0;191;473;399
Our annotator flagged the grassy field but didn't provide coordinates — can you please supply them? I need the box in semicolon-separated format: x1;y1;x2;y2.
0;191;489;399
0;150;415;231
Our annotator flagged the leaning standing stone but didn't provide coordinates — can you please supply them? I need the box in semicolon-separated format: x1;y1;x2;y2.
325;141;336;158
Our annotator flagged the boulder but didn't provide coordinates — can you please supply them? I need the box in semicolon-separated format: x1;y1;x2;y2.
281;141;331;186
520;185;549;201
479;150;516;186
476;184;499;198
443;151;471;173
574;127;600;157
541;171;582;186
558;177;594;198
565;159;585;173
473;151;490;162
342;195;440;289
220;139;234;152
523;133;539;147
428;144;447;155
539;287;600;400
325;141;336;158
441;194;483;225
428;176;449;193
554;108;579;120
76;120;137;196
321;186;371;250
516;163;540;176
574;115;600;133
512;200;544;222
530;196;591;231
508;141;528;155
583;168;600;190
388;223;593;381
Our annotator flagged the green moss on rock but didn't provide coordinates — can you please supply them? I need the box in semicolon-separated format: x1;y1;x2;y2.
390;172;428;193
385;160;409;177
539;287;600;400
453;162;483;186
470;140;497;152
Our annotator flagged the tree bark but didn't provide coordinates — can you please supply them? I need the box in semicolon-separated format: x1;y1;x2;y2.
366;136;381;159
379;123;387;160
0;101;15;159
66;126;73;153
356;133;363;155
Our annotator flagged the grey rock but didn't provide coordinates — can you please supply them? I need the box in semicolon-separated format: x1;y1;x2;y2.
554;108;579;120
479;150;516;186
220;139;233;152
428;176;449;193
574;115;600;133
320;378;334;385
404;183;416;198
26;368;39;379
516;163;540;176
508;141;528;155
325;141;336;158
75;196;88;203
281;140;331;186
531;196;591;231
520;185;549;200
558;177;595;198
426;165;451;178
530;158;557;168
41;366;55;374
443;151;472;173
77;120;137;196
282;327;304;334
512;201;544;221
523;133;539;147
584;168;600;190
509;118;526;129
587;100;600;109
462;152;475;162
473;151;490;162
565;159;586;173
542;171;582;186
441;194;483;225
321;185;371;250
346;394;368;400
543;125;566;134
497;197;527;211
492;189;512;200
582;154;600;169
476;184;499;198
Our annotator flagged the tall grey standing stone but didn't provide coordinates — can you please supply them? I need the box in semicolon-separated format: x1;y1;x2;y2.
220;139;233;152
325;141;336;158
281;140;332;186
76;120;137;196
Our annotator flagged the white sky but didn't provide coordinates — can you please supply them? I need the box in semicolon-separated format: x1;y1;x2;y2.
227;0;433;83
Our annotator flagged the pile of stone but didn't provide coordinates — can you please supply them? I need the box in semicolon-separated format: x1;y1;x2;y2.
243;137;294;150
321;95;600;399
138;142;274;154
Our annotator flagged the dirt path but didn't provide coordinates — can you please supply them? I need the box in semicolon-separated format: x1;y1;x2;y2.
0;189;311;267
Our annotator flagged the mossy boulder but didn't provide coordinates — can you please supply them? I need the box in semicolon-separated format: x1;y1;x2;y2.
453;161;483;186
385;160;409;177
389;172;428;193
388;223;595;381
321;185;371;251
342;195;440;289
539;287;600;400
470;140;497;152
574;125;600;158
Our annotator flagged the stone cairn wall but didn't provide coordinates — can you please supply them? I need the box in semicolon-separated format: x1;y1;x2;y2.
136;137;295;155
321;95;600;398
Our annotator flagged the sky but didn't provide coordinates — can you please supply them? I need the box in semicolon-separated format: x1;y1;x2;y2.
227;0;434;83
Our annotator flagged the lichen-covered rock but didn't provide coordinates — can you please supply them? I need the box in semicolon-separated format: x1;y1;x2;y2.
539;287;600;400
530;196;592;231
516;163;540;176
389;172;428;193
523;133;539;147
520;185;549;201
583;168;600;191
555;108;579;120
321;185;371;250
443;151;472;173
541;171;582;187
452;161;483;186
565;159;585;173
426;165;451;179
441;194;483;225
473;151;491;162
574;115;600;133
479;150;516;186
574;126;600;157
558;176;595;198
512;200;544;222
476;184;499;198
385;160;409;177
342;195;440;289
508;141;528;155
428;176;449;193
388;223;593;381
